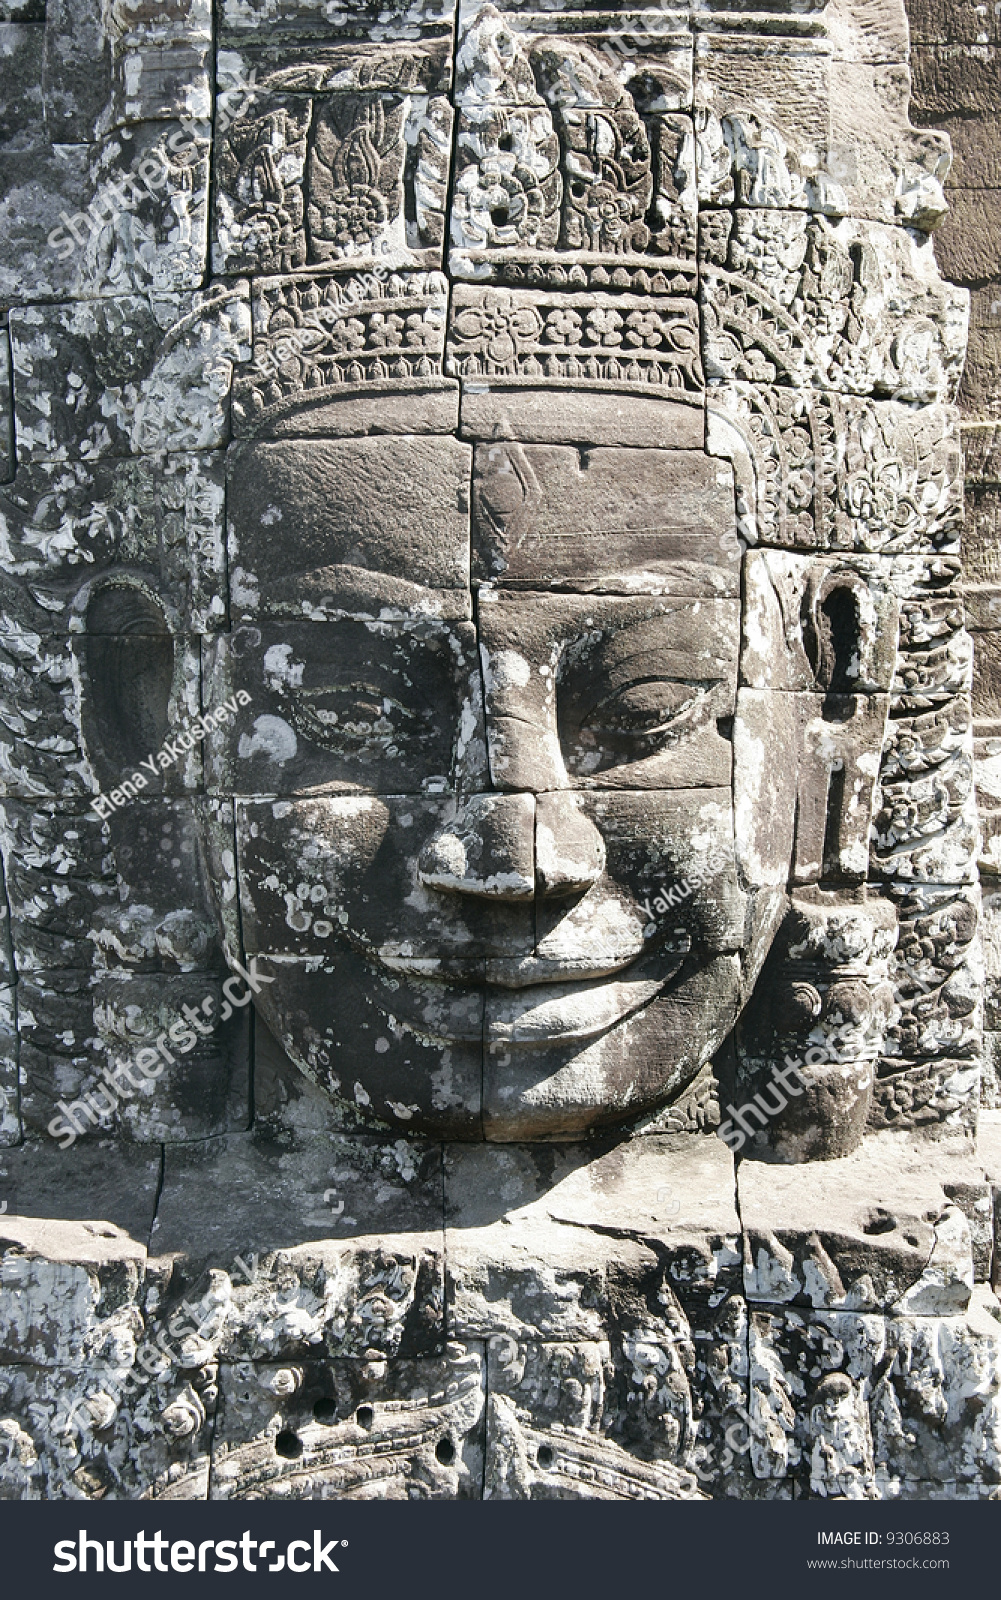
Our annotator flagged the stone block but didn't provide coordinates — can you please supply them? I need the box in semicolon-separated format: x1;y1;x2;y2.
479;591;738;790
225;434;471;605
242;950;485;1140
0;801;115;973
0;23;45;152
13;970;98;1140
872;698;979;885
964;422;1001;484
447;287;704;396
977;1111;1001;1286
234;797;533;963
0;322;12;482
10;288;251;461
0;984;17;1145
108;40;212;127
0;145;90;303
0;453;226;635
964;488;1001;588
18;966;250;1146
449;6;695;282
958;285;1001;420
931;112;1001;189
485;1340;709;1501
445;1134;742;1343
748;1287;1001;1494
0;1140;159;1365
212;84;451;277
91;971;250;1144
911;43;1001;115
2;123;210;302
735;690;889;886
871;1058;982;1138
883;885;982;1072
88;801;223;977
210;1350;484;1499
459;388;705;450
906;0;1001;46
0;622;202;802
471;442;737;592
702;213;968;405
738;1131;982;1313
42;0;111;142
111;0;213;46
251;1013;371;1139
710;387;963;554
933;189;1001;286
740;552;899;694
232;270;454;439
694;14;949;231
223;608;487;797
218;0;455;46
974;630;1001;726
149;1132;445;1361
483;953;742;1142
0;1359;213;1499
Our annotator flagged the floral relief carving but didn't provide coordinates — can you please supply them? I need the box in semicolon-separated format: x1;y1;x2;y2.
215;103;311;275
447;287;701;389
307;96;407;262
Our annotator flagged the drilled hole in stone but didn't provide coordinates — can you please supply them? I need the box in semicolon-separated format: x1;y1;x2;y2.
491;206;510;228
861;1209;897;1236
275;1429;303;1459
498;132;514;152
313;1398;337;1424
435;1435;456;1465
356;1405;374;1430
537;1444;554;1469
904;1233;921;1248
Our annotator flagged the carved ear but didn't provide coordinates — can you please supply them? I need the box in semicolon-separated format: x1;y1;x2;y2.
803;567;868;700
795;567;894;885
77;579;175;783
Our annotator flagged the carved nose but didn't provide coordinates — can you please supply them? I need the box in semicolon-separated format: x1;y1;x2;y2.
536;793;605;897
418;792;605;901
418;794;535;900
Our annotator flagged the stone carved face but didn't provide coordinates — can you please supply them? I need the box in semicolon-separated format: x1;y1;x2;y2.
210;429;749;1140
180;413;897;1142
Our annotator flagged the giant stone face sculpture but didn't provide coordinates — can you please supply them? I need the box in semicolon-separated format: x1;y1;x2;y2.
0;0;999;1505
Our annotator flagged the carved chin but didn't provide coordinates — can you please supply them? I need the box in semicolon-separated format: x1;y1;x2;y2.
252;950;740;1142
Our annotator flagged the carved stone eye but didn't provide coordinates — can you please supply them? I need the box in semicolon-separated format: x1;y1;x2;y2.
287;685;433;759
585;680;702;737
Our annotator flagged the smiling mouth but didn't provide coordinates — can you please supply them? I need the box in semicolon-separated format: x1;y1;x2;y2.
367;939;692;1046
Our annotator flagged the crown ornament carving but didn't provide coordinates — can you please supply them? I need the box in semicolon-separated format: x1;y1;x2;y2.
220;1;962;439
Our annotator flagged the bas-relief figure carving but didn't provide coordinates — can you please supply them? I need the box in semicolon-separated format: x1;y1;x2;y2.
0;0;1000;1503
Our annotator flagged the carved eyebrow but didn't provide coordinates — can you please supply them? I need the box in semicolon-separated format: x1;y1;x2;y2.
561;612;738;685
269;564;472;622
